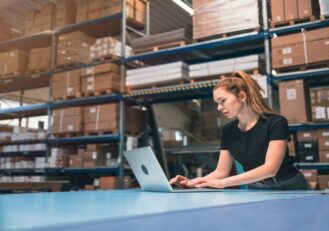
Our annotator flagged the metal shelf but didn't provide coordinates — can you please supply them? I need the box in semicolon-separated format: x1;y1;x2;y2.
272;68;329;83
51;93;123;109
0;168;45;175
49;134;120;145
54;13;123;37
269;19;329;36
0;31;52;52
0;72;50;94
296;163;329;170
0;150;46;157
124;80;218;104
289;123;329;131
124;32;266;65
0;139;47;146
165;145;221;155
45;166;120;174
0;103;49;120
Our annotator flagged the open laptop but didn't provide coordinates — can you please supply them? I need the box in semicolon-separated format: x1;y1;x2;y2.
124;146;223;192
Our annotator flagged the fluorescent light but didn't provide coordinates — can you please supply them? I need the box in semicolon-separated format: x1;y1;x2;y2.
172;0;194;15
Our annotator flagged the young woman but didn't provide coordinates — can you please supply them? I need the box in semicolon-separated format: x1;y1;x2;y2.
170;71;309;190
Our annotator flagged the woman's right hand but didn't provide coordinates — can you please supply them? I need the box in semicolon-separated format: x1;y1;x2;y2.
169;175;190;188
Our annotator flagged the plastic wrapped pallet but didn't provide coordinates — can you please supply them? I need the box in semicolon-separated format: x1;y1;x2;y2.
193;0;260;40
189;55;264;79
319;0;329;16
90;36;132;60
126;62;189;88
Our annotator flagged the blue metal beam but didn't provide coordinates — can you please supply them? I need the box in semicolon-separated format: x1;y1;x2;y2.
272;68;329;82
51;94;123;109
123;32;266;64
49;134;120;145
0;150;46;157
296;163;329;170
45;167;120;174
289;123;329;131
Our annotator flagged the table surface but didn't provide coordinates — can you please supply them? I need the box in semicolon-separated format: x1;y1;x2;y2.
0;189;328;231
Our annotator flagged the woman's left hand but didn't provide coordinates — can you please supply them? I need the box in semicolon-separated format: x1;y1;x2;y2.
188;178;228;189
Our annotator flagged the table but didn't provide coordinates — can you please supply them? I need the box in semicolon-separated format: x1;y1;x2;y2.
0;189;328;231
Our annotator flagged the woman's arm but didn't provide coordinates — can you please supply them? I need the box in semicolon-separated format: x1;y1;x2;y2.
190;140;287;188
205;150;234;179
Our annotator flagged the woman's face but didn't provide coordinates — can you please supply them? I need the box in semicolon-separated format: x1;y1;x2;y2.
213;87;245;118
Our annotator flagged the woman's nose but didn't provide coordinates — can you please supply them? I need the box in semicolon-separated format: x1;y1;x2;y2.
217;104;223;111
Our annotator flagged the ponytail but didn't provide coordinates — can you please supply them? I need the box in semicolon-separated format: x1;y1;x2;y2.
214;71;273;116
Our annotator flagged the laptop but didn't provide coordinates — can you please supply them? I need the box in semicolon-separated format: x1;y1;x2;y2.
123;146;223;192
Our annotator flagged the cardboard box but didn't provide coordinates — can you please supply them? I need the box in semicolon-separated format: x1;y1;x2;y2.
318;175;329;190
284;0;298;20
307;39;329;64
81;73;121;94
28;47;51;72
0;50;29;76
297;0;313;19
271;0;285;23
99;176;118;189
296;130;318;141
279;80;311;124
52;107;83;134
300;169;317;182
318;139;329;151
319;151;329;162
52;70;82;99
55;0;77;28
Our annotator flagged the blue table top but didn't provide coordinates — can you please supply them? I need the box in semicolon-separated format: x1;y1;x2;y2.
0;189;327;231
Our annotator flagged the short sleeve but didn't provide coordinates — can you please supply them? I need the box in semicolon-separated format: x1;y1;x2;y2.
269;115;289;140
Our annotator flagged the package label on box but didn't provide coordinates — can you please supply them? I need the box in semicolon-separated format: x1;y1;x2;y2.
316;107;327;119
287;88;297;100
282;47;292;54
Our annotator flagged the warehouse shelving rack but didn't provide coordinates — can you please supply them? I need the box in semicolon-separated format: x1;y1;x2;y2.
0;0;150;188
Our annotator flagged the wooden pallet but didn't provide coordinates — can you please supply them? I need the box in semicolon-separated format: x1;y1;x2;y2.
320;15;329;21
55;62;86;69
194;27;260;42
53;132;83;138
92;54;120;62
133;40;187;54
126;79;188;91
84;130;118;136
0;71;23;78
83;88;120;97
52;92;82;101
270;15;316;28
27;68;51;74
274;61;329;74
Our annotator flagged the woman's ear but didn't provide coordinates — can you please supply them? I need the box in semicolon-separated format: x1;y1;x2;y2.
239;91;247;102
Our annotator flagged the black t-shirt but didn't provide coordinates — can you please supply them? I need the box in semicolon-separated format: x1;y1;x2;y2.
220;114;297;178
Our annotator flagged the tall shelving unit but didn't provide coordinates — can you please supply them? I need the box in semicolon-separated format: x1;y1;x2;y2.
0;0;150;190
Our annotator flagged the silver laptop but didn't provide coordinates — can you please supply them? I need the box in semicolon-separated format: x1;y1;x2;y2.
123;146;223;192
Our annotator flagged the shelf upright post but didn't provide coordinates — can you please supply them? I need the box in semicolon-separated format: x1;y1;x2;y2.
262;0;273;109
118;0;128;187
18;90;24;127
46;32;57;165
146;0;150;36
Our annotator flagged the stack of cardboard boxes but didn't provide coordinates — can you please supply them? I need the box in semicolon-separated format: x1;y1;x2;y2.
272;27;329;70
0;18;11;42
193;0;260;40
76;0;145;27
52;103;145;135
56;31;95;67
27;47;52;72
25;4;54;35
84;104;146;134
310;87;329;122
52;107;83;134
52;69;82;100
279;80;311;124
0;50;29;77
271;0;314;24
55;0;77;28
81;63;121;96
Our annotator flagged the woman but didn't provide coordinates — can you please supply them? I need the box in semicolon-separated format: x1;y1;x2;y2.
170;71;308;190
